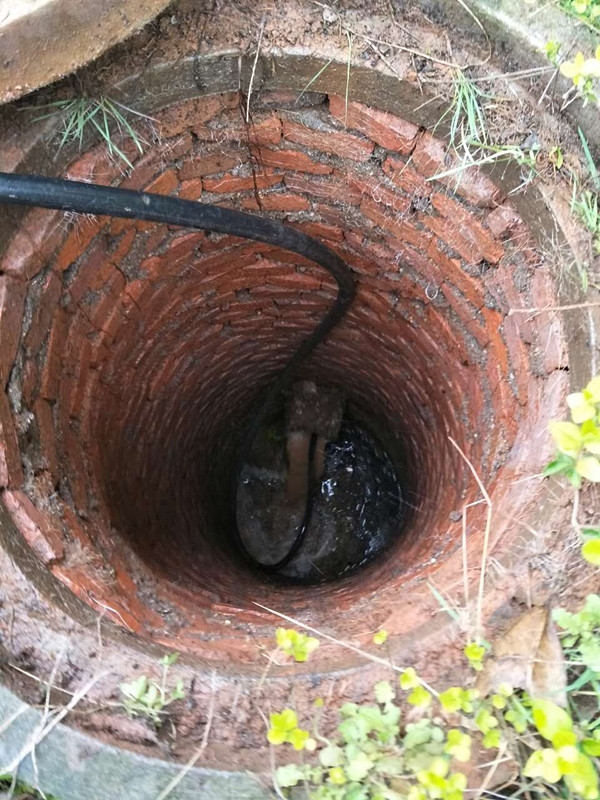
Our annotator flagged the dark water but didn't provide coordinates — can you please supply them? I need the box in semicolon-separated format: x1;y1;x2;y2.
236;418;404;583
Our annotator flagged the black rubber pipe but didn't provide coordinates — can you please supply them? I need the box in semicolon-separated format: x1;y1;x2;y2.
0;172;356;572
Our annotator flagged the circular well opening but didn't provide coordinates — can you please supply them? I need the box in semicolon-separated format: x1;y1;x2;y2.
0;57;568;669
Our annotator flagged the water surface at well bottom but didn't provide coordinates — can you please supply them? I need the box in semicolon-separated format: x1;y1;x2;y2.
237;416;404;583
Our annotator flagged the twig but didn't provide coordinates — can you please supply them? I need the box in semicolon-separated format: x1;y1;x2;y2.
344;31;353;126
2;670;110;775
155;672;217;800
386;0;419;41
0;705;29;738
246;17;266;123
252;603;439;695
449;437;492;644
509;301;600;315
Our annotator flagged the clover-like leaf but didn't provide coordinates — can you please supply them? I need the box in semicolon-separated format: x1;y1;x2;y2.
374;680;395;705
582;538;600;566
276;764;305;788
549;421;583;455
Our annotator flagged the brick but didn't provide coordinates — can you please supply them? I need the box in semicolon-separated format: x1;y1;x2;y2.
144;169;179;196
0;391;23;488
382;155;431;197
485;204;523;239
429;192;504;264
154;93;239;138
426;240;485;308
178;150;245;181
40;308;70;401
282;119;374;161
240;193;311;212
0;229;43;280
284;173;362;206
2;489;64;563
343;170;411;214
67;238;114;304
0;276;26;388
178;179;203;201
412;132;503;207
294;221;345;242
329;95;419;154
251;146;332;174
33;398;59;480
411;132;447;177
203;170;281;194
248;115;283;147
21;208;66;267
54;215;108;272
359;197;431;250
24;271;62;357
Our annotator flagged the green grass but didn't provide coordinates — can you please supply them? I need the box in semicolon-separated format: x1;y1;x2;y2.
441;70;489;151
36;96;151;168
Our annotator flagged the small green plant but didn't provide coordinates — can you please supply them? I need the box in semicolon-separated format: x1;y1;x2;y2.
560;0;600;30
441;71;488;151
276;627;320;662
545;375;600;486
119;653;185;726
0;775;57;798
554;594;600;673
36;96;150;168
269;609;600;800
572;189;600;254
560;46;600;106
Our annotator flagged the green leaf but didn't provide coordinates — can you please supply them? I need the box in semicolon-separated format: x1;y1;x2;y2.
374;756;404;776
523;748;562;783
543;454;574;476
399;668;419;690
582;538;600;566
586;375;600;402
319;745;344;768
567;392;597;423
373;630;388;645
576;455;600;481
288;727;311;750
345;750;373;782
582;527;600;538
549;421;584;455
159;653;179;666
269;708;298;733
564;752;599;800
530;699;573;742
276;764;305;788
408;686;432;708
583;738;600;756
339;716;368;744
374;681;395;705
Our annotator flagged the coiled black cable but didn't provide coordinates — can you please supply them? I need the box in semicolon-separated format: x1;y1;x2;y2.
0;172;356;572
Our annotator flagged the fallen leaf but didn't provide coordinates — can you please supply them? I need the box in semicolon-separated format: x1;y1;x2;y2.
476;606;566;706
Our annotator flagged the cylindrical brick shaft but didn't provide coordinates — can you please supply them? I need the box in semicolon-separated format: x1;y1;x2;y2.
0;90;566;665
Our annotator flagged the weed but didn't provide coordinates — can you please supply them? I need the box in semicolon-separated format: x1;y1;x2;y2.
440;71;488;151
268;620;600;799
35;96;151;168
0;775;57;798
572;189;600;254
560;0;600;31
560;46;600;107
119;653;185;727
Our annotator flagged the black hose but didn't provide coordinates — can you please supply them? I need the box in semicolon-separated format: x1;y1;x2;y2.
0;171;356;572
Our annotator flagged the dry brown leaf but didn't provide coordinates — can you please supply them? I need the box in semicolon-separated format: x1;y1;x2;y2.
476;605;567;706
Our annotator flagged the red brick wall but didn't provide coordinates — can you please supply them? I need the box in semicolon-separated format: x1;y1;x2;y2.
0;90;566;658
